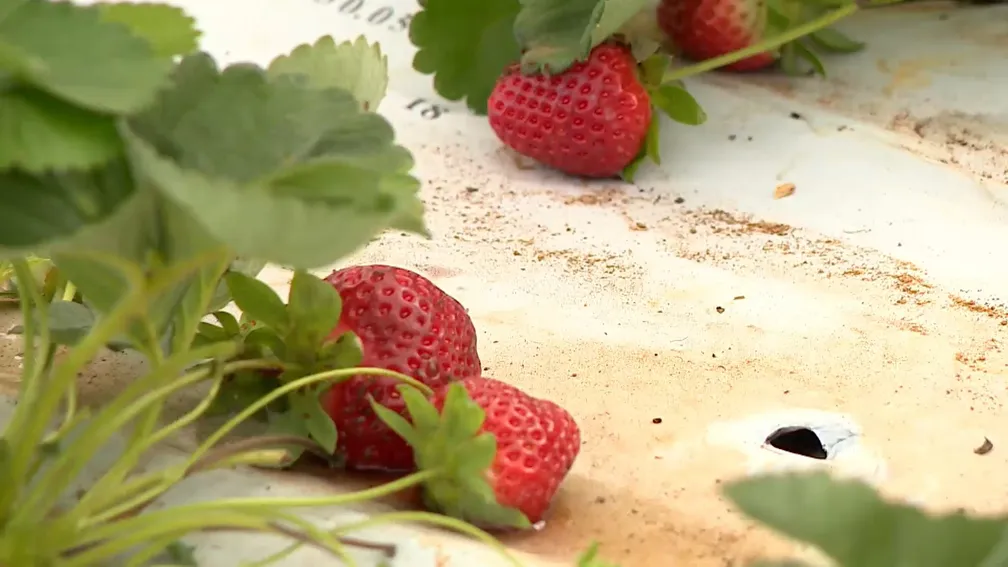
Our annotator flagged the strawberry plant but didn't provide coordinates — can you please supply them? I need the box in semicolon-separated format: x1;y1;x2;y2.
409;0;866;179
0;0;619;565
3;0;1003;566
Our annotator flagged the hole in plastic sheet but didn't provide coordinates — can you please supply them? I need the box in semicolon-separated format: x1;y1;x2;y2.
765;426;828;459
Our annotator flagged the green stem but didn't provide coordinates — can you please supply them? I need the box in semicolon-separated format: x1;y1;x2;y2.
187;367;433;469
22;341;239;524
663;2;859;81
66;509;349;567
63;346;240;522
62;281;77;301
5;256;139;513
77;359;285;524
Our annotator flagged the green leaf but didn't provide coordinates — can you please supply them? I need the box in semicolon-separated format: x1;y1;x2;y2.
97;2;201;58
223;272;289;332
0;87;121;172
576;542;619;567
243;327;287;360
7;299;96;346
268;35;389;112
288;388;338;453
196;321;229;342
317;331;363;370
285;270;343;359
650;82;707;126
45;300;95;346
513;0;604;74
125;55;426;268
162;540;199;566
210;310;241;337
374;383;530;529
590;0;654;47
208;258;267;313
0;0;172;113
724;472;1008;567
208;369;279;418
409;0;521;114
0;160;135;257
792;40;826;77
809;28;865;53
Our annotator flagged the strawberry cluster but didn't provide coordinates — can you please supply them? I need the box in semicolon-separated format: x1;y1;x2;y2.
321;264;581;527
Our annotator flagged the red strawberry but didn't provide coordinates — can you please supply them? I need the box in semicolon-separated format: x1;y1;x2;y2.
487;43;653;179
373;377;581;528
321;264;481;471
657;0;776;72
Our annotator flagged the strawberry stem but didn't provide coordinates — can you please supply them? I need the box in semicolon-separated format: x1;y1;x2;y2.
663;2;859;81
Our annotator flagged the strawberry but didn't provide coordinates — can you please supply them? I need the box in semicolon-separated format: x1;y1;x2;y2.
487;43;653;179
321;264;481;471
372;377;581;528
656;0;776;72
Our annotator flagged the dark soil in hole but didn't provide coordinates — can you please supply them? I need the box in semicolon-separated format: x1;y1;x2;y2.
765;426;828;459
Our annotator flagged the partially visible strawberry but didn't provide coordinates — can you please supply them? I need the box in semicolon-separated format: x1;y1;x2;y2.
487;42;653;179
657;0;776;72
372;377;581;528
321;265;481;471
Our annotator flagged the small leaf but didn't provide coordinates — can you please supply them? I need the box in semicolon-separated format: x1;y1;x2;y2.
370;396;419;447
514;0;605;74
162;540;199;566
317;332;363;369
809;28;865;53
210;310;240;337
724;472;1008;567
289;389;338;453
409;0;521;114
207;369;277;417
268;35;389;111
43;300;95;346
195;322;228;343
576;542;619;567
0;0;172;113
651;82;707;126
242;327;287;360
397;384;441;437
792;41;826;77
98;2;201;58
285;270;343;358
224;272;289;331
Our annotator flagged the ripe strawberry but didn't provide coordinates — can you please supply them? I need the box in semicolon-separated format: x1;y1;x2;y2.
487;43;653;179
656;0;776;72
321;264;481;471
372;377;581;528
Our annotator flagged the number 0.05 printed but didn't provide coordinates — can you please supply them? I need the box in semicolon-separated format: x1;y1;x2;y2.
315;0;412;32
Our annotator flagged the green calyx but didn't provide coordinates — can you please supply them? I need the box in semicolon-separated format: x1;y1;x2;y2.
370;383;531;529
621;53;707;182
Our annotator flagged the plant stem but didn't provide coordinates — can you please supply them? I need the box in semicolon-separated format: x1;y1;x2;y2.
188;367;433;468
331;510;524;567
65;510;350;567
663;2;858;81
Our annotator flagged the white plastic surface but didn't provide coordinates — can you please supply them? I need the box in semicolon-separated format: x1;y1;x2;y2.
20;1;1008;566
